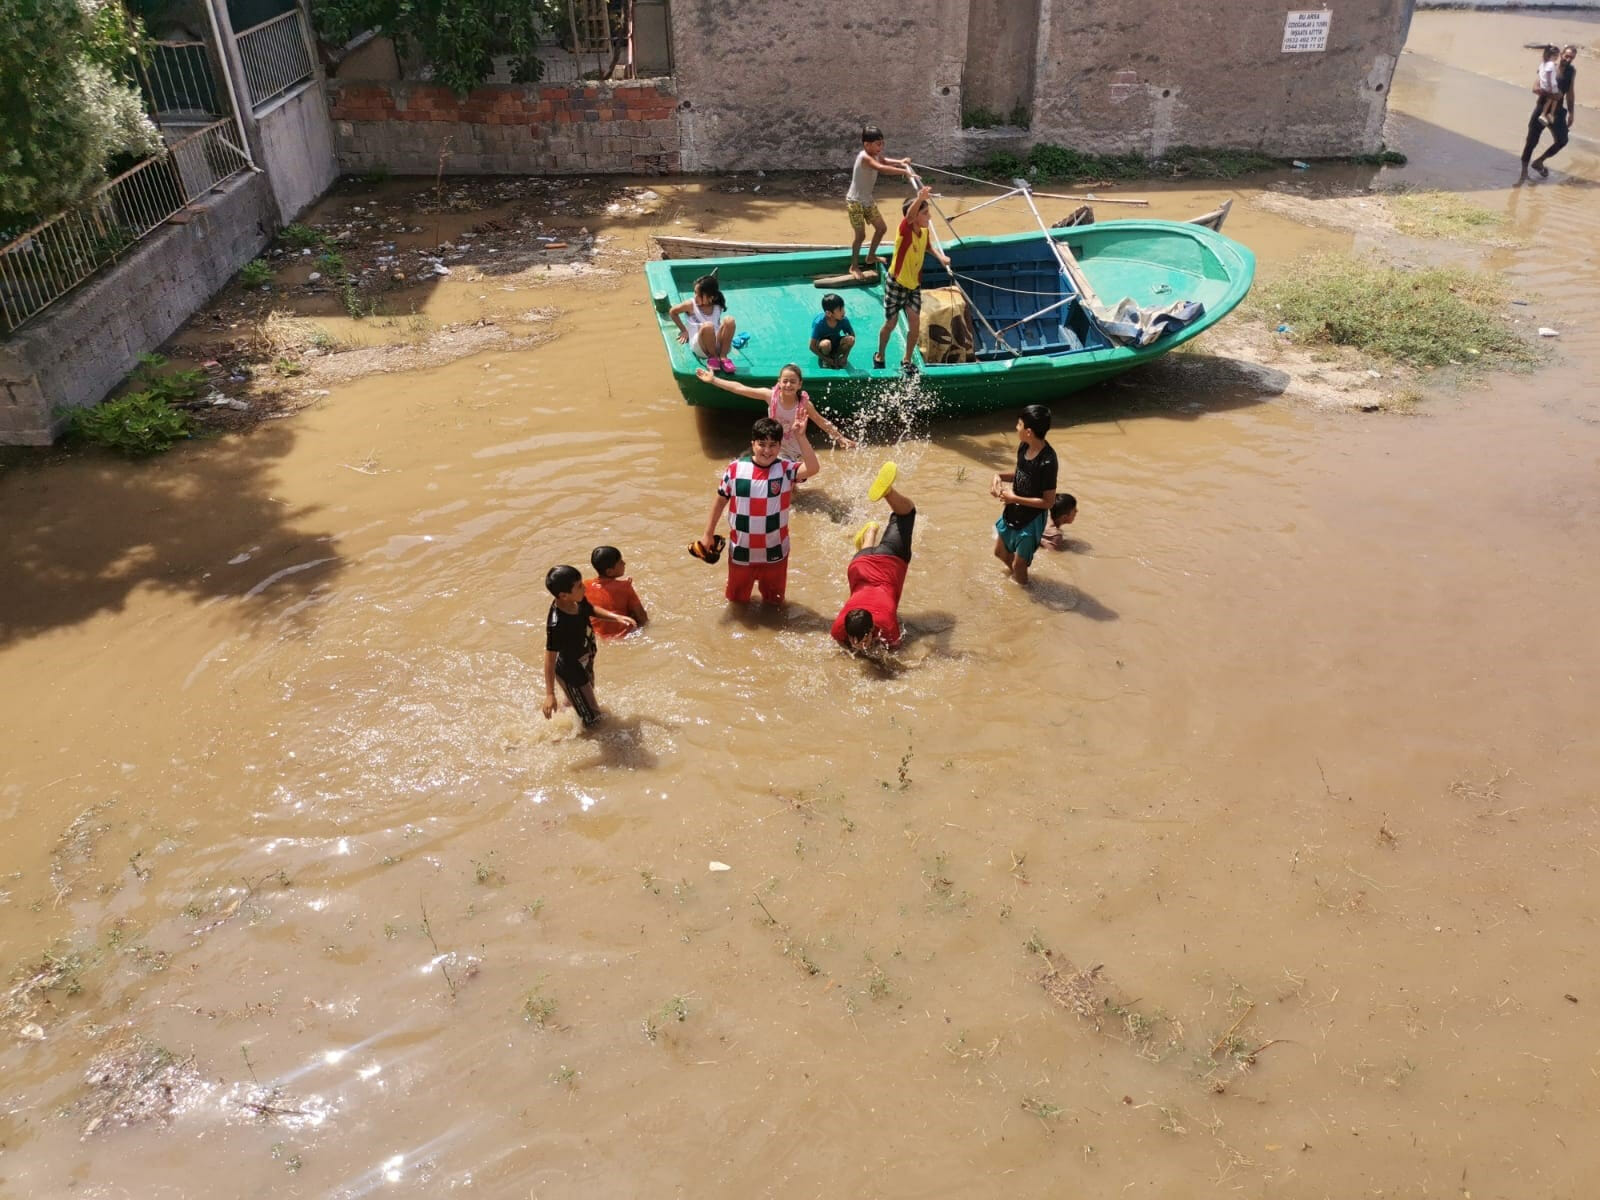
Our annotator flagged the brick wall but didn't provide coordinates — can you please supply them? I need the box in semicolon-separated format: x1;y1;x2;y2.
327;79;681;175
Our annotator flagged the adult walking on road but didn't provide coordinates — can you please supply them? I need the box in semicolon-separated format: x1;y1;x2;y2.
1521;44;1578;181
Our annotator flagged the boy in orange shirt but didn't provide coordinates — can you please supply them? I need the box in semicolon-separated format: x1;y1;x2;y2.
585;545;649;637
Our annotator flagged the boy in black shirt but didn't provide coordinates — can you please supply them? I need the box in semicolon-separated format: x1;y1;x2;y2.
990;404;1059;585
541;564;636;727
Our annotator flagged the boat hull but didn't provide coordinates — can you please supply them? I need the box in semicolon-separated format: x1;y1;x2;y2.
646;220;1255;420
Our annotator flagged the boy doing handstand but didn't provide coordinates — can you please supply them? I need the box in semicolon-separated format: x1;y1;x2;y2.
832;462;916;654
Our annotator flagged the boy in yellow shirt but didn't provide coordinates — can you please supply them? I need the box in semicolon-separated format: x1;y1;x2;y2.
873;185;950;376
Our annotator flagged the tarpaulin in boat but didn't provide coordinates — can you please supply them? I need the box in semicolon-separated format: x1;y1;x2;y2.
1095;299;1207;348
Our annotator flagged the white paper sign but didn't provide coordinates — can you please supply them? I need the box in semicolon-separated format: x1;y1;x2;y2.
1282;10;1331;53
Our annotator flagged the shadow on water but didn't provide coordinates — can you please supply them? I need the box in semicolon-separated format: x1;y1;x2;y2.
1025;577;1118;620
718;598;830;635
569;714;671;771
0;424;343;649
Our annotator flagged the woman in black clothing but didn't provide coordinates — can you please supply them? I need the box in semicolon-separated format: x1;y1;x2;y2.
1522;44;1578;180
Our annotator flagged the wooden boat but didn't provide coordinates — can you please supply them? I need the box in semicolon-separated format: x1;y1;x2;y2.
646;203;1255;418
652;199;1233;260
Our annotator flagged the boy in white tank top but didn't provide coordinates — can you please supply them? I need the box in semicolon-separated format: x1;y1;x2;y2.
846;124;914;278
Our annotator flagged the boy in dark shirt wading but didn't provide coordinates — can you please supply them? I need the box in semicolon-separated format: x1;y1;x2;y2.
542;564;636;727
990;404;1059;586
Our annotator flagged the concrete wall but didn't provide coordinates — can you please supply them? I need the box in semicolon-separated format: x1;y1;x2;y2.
667;0;1412;168
326;79;681;175
669;0;970;171
256;80;341;223
0;174;275;445
1030;0;1411;157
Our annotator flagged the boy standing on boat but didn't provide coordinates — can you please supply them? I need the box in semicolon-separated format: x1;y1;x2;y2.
990;405;1059;585
696;416;822;605
846;125;915;279
874;186;950;376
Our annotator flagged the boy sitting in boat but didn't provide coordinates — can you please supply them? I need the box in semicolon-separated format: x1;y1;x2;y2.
809;293;856;368
873;186;950;376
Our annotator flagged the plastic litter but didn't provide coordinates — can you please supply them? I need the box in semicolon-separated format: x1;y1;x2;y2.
708;861;732;872
1538;327;1560;337
1292;160;1310;170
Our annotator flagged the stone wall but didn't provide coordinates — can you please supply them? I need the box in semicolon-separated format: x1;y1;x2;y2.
670;0;970;172
327;79;681;175
0;174;276;445
1030;0;1412;157
667;0;1412;169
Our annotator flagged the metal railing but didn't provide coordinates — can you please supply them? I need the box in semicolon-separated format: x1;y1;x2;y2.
236;8;313;112
0;122;251;336
141;39;227;125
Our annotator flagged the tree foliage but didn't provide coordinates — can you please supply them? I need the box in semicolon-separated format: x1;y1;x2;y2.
310;0;565;95
1;0;163;224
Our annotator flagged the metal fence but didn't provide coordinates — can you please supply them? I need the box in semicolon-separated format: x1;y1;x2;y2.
236;8;314;112
141;39;227;125
0;122;251;335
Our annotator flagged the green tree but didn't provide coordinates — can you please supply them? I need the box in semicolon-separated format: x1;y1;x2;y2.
310;0;564;95
0;0;163;224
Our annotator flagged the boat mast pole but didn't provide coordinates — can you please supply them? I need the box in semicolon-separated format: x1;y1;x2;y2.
1013;178;1108;318
908;177;1016;357
942;185;1024;225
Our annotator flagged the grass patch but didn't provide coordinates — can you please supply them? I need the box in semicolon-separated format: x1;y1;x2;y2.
1255;255;1539;369
973;143;1283;185
279;223;323;250
239;259;273;288
969;143;1404;186
1387;190;1508;243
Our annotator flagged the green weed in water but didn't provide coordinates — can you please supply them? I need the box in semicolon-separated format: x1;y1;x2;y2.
63;391;194;457
1388;190;1509;243
1255;255;1538;370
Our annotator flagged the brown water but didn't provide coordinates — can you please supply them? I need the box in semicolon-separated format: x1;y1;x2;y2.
5;15;1600;1197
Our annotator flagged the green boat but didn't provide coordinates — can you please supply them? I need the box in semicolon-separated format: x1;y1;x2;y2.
646;209;1255;419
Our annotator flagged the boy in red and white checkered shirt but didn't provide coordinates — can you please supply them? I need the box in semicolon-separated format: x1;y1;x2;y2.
696;416;821;604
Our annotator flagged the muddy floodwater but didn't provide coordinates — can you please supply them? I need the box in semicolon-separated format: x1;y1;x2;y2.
4;14;1600;1198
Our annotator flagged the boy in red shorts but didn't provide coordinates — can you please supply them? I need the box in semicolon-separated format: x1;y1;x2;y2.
831;462;914;653
696;416;821;605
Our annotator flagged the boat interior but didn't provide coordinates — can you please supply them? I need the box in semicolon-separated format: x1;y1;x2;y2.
941;238;1109;362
